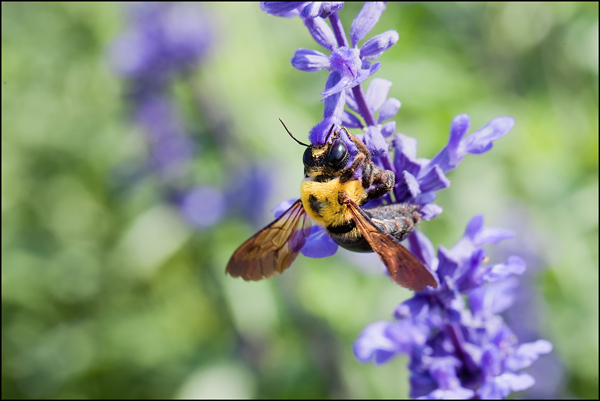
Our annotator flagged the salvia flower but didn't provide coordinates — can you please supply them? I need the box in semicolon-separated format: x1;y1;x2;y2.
354;216;553;399
261;3;553;398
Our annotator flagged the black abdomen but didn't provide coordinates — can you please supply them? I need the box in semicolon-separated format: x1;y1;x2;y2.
326;203;422;253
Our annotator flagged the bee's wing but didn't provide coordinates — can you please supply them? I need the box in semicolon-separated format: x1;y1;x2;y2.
343;196;438;291
226;199;311;281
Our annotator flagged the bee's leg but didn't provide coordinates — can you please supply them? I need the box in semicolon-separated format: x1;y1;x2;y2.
364;167;395;202
339;152;367;183
339;127;371;184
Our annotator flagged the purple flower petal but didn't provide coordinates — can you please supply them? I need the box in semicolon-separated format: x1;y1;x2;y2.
420;387;475;400
341;110;363;128
475;226;515;245
469;278;519;317
291;48;330;72
378;97;401;123
368;60;381;76
300;1;344;19
419;203;443;221
289;224;311;253
353;321;397;363
461;116;515;155
320;76;353;99
410;372;439;399
428;114;471;173
301;225;339;257
403;171;421;198
408;231;437;271
350;2;386;47
480;372;535;398
260;2;306;17
319;2;344;18
299;1;322;19
309;116;339;145
329;46;361;79
322;72;346;118
385;320;428;353
364;125;388;156
436;245;460;280
393;134;422;180
272;198;298;218
395;294;431;320
344;88;359;113
303;17;336;51
464;214;484;240
365;77;392;112
418;165;450;193
360;30;399;61
506;340;553;371
480;256;526;283
427;357;474;397
380;121;396;137
394;133;418;160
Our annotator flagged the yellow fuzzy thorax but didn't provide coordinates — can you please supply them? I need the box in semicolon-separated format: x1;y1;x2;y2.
300;177;365;227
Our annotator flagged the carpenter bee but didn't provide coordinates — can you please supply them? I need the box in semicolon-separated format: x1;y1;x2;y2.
226;120;438;291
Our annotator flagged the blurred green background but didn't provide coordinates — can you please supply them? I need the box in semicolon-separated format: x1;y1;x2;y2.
2;2;597;399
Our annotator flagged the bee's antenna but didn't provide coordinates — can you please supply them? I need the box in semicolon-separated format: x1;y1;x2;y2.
325;123;336;143
279;118;310;147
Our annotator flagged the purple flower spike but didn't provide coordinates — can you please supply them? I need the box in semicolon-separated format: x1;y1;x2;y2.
350;2;387;47
258;4;551;399
354;216;552;399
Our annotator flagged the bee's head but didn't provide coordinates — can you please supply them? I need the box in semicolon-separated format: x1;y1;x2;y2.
302;133;349;177
278;118;350;178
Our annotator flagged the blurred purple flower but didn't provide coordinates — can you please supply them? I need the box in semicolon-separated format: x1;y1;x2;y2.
134;94;195;179
111;2;271;230
225;164;273;227
110;2;214;83
178;186;227;228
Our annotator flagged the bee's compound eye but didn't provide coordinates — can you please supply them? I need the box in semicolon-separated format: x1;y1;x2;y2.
326;139;348;168
302;147;314;167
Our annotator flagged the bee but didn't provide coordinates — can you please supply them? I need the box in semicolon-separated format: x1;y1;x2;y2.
226;120;438;291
